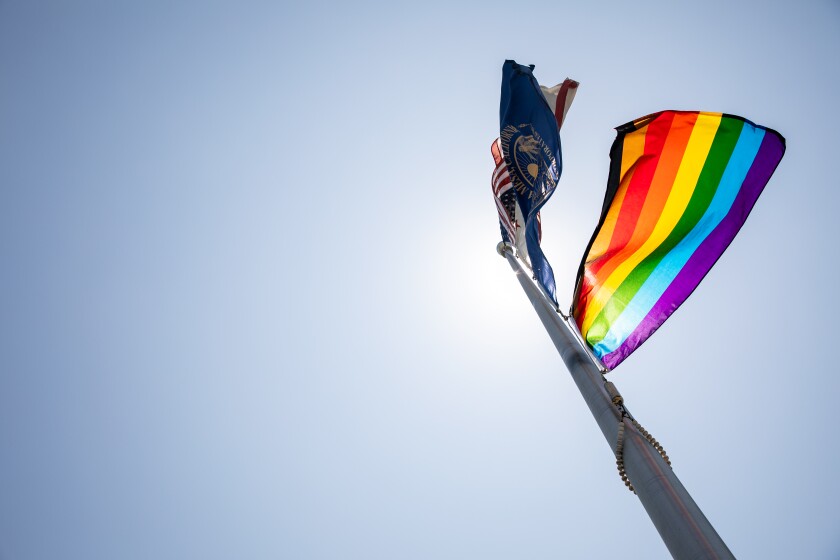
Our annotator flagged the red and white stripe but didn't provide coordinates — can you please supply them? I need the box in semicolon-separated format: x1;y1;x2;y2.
540;78;579;130
491;138;517;242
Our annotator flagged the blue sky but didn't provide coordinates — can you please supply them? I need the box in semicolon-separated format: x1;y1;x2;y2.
1;1;839;558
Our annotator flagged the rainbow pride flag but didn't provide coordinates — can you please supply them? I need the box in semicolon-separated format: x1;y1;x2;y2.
572;111;785;370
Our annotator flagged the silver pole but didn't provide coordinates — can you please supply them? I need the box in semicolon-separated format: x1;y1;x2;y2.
499;244;735;560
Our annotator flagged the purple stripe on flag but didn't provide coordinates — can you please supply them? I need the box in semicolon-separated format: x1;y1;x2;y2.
601;131;785;369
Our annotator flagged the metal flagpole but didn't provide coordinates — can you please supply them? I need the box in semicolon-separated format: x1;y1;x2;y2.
498;243;735;560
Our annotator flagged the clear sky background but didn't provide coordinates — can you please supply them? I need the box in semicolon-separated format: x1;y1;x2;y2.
2;1;839;558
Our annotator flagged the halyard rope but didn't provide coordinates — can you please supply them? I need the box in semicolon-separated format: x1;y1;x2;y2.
605;380;671;494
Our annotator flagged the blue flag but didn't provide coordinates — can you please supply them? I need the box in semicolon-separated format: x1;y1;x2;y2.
499;60;563;305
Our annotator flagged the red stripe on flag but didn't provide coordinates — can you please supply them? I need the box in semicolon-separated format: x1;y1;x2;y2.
554;79;579;129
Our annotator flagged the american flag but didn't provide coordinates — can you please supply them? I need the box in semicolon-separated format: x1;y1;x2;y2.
491;78;578;266
491;137;517;244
